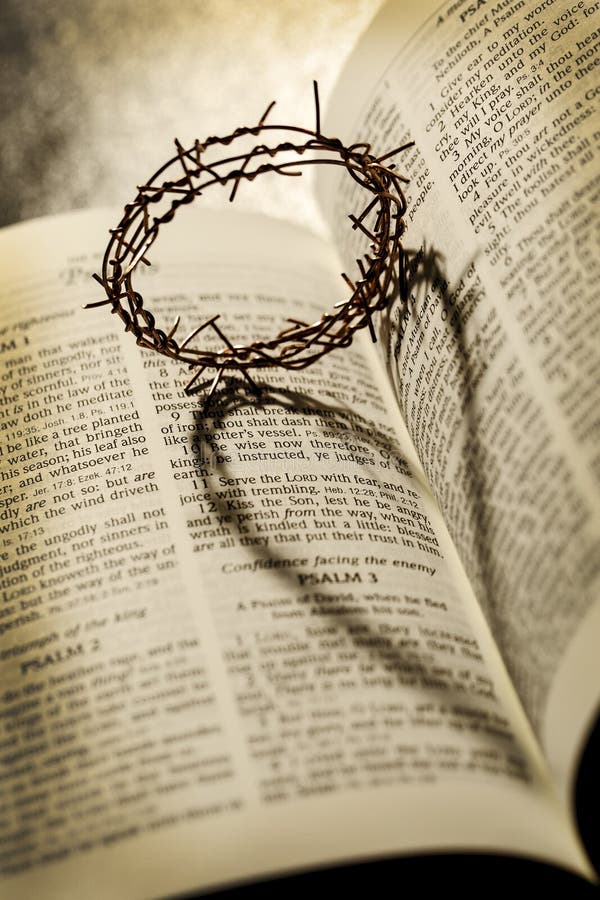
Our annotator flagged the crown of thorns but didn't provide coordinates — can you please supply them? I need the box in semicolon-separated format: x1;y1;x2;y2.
88;83;413;404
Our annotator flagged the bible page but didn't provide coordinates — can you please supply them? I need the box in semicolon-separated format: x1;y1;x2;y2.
0;206;591;899
319;0;600;798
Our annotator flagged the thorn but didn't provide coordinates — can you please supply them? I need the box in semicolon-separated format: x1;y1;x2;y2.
348;214;377;242
229;152;252;202
209;318;236;352
313;81;321;136
236;364;260;393
362;298;377;342
376;141;415;163
175;138;195;192
185;365;206;395
355;196;378;225
167;315;181;341
205;367;224;405
259;100;276;127
84;297;112;309
179;315;220;351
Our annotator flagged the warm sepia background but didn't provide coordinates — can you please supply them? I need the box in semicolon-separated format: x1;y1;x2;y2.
0;0;382;232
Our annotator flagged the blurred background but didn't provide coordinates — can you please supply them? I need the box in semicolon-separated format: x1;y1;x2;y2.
0;0;382;233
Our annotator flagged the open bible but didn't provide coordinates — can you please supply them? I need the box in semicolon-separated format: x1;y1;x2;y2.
1;0;598;896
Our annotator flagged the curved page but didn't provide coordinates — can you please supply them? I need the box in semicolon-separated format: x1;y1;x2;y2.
0;206;591;897
320;0;600;803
